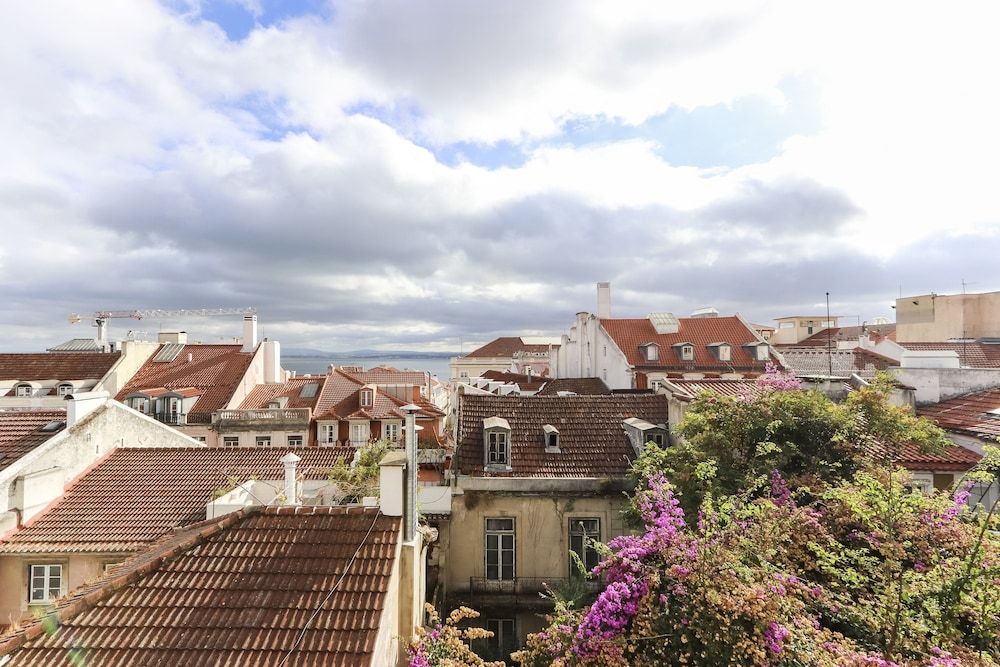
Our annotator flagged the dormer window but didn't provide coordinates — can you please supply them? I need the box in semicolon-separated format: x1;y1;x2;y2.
483;416;512;468
718;344;731;361
543;424;560;452
267;396;288;409
127;396;150;413
360;389;373;407
639;343;659;362
755;344;769;361
56;383;74;397
14;384;32;397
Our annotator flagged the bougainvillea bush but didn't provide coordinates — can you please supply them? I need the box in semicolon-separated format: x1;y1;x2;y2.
515;373;999;666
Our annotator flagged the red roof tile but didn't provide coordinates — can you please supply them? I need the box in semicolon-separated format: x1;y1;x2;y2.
115;344;253;424
0;352;120;381
779;347;897;378
239;376;327;411
536;378;611;395
869;440;982;472
315;371;443;422
464;337;554;359
456;394;669;478
341;366;428;386
0;410;65;472
600;316;774;372
0;506;400;666
899;342;1000;368
917;388;1000;441
0;447;354;553
663;378;763;399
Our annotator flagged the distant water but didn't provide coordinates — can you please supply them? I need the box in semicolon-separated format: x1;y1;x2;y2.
282;356;453;380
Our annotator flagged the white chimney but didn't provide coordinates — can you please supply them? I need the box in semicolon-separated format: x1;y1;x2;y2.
378;450;407;517
242;315;258;352
64;391;110;427
597;282;611;319
280;452;301;506
263;340;281;383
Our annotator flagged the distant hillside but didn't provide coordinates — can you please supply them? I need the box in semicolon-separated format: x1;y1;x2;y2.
283;348;457;359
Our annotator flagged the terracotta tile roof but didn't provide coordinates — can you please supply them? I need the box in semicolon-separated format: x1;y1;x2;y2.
0;506;400;666
779;347;897;378
0;352;120;381
791;324;897;347
464;337;554;359
663;378;763;399
456;394;668;478
239;377;327;411
115;344;253;424
536;377;611;395
315;370;443;421
899;342;1000;368
869;440;982;472
480;370;548;392
0;447;354;553
341;366;428;386
917;388;1000;441
0;410;65;472
600;316;774;371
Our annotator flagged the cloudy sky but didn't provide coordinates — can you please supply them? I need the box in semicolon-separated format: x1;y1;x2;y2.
2;1;999;352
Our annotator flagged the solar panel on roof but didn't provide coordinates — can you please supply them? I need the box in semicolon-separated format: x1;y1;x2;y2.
153;343;184;363
299;382;319;399
648;312;679;334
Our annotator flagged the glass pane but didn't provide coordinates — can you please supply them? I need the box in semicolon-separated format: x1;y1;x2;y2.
486;552;498;566
501;565;514;579
501;551;513;565
501;535;513;548
486;564;498;579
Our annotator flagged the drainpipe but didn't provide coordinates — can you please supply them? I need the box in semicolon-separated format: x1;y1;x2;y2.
400;403;421;542
280;452;301;506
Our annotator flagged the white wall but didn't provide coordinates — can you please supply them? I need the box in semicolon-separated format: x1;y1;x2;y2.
890;367;1000;404
555;312;632;388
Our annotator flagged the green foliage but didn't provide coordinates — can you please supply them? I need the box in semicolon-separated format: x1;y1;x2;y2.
326;439;393;503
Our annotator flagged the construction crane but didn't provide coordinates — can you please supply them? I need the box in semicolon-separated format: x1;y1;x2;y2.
69;308;257;347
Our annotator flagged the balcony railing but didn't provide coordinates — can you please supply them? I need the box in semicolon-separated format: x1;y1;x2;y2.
212;408;311;428
153;412;186;425
468;576;602;596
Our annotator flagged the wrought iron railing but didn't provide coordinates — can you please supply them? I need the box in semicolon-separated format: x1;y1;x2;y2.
468;576;601;595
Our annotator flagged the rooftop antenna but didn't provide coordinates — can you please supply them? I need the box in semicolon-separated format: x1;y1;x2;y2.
826;292;833;377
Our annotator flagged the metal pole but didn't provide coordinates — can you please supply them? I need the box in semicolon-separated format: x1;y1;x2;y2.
402;404;420;542
826;292;833;377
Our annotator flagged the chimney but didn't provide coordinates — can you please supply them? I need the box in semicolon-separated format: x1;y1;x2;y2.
186;352;193;363
400;403;421;542
378;450;407;516
242;314;258;352
525;366;533;381
597;282;611;319
263;340;281;383
280;452;301;506
158;331;188;344
64;390;110;427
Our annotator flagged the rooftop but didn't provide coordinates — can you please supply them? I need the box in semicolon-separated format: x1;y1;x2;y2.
0;447;353;553
0;409;66;473
340;366;427;386
899;341;1000;368
792;324;897;347
115;344;254;424
778;347;897;378
869;440;982;472
662;378;763;400
0;506;400;666
917;387;1000;441
600;315;773;371
0;352;121;382
463;336;556;359
314;370;443;422
239;376;327;411
456;394;669;478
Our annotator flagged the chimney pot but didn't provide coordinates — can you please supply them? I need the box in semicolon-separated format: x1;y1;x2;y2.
280;452;301;506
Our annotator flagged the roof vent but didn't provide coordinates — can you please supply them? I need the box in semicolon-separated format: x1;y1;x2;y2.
648;312;679;334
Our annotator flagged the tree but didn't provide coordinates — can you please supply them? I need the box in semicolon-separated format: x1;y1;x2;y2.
326;439;393;504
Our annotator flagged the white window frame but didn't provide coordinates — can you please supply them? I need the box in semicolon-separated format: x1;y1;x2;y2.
222;436;240;448
287;435;304;447
56;383;74;397
15;384;32;397
484;518;515;581
28;563;63;604
486;430;510;466
255;435;272;448
718;345;731;362
643;344;659;362
319;423;337;445
351;422;370;446
360;390;373;407
127;396;150;413
681;345;694;361
384;422;400;442
756;345;769;361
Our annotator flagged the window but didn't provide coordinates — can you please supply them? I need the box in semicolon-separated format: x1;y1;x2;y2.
485;518;515;581
642;344;659;361
756;345;769;361
193;436;207;443
650;380;663;391
15;384;32;397
28;564;63;603
360;390;373;407
384;422;400;441
288;435;304;447
602;345;607;357
650;432;666;447
485;619;517;657
255;435;272;448
351;422;369;445
779;322;795;329
569;518;601;573
681;345;694;361
319;423;337;444
718;345;731;362
487;431;509;466
267;400;281;409
543;425;559;451
603;368;607;381
222;436;240;447
459;371;469;378
56;383;73;397
127;396;149;413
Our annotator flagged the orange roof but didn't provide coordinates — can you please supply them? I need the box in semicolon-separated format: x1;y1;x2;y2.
0;352;120;381
239;376;326;410
0;410;65;472
0;506;400;666
869;440;982;472
917;388;1000;441
601;316;773;371
899;342;1000;368
341;366;427;385
0;447;354;553
464;337;554;359
115;344;253;424
314;370;443;422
